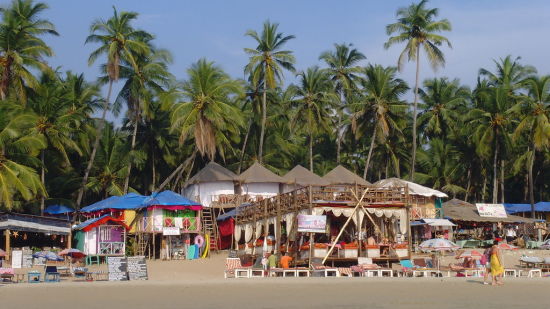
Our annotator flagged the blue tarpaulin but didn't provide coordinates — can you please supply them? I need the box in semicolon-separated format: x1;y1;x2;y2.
80;193;147;213
44;205;74;215
143;190;200;206
217;203;252;221
503;202;550;214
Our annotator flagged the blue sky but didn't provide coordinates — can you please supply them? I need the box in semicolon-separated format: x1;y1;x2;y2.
38;0;550;118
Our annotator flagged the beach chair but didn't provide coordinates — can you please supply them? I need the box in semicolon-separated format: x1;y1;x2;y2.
44;266;60;282
310;262;339;277
0;268;14;283
350;257;381;277
397;260;416;277
224;258;251;279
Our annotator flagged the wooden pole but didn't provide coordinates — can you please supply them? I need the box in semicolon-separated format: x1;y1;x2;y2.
4;230;10;262
308;232;314;269
275;196;281;254
405;185;413;259
67;231;72;249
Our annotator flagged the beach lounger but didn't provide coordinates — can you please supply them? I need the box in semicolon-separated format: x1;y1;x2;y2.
269;268;284;277
0;268;14;283
310;262;339;277
397;260;416;277
250;268;265;278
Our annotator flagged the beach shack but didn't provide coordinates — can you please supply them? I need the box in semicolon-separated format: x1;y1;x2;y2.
0;213;71;262
281;165;330;193
73;215;129;256
183;161;238;208
322;165;371;186
135;190;202;259
236;162;285;202
374;178;448;220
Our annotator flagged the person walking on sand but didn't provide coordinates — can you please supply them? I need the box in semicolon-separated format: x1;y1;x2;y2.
482;246;492;285
490;242;504;285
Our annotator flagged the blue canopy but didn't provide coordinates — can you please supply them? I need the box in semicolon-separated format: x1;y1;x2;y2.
504;202;550;214
80;193;147;213
143;190;200;207
217;203;252;221
44;205;74;215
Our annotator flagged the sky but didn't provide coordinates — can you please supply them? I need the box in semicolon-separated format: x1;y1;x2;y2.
36;0;550;119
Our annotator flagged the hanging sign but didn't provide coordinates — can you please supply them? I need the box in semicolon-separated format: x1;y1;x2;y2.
297;215;327;233
476;203;508;218
11;250;22;268
162;227;181;236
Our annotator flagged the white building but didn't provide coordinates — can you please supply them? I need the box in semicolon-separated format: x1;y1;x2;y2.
183;162;237;207
237;162;285;201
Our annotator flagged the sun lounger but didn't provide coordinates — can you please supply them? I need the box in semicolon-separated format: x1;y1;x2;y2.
0;268;14;283
310;262;339;277
250;268;265;278
224;258;251;278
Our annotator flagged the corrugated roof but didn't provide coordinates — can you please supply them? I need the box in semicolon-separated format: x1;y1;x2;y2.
373;178;448;198
187;162;237;184
442;199;534;223
322;165;371;186
237;162;285;183
282;165;330;186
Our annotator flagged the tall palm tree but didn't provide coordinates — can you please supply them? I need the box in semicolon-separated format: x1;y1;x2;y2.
479;55;536;91
244;21;296;163
114;48;172;193
170;59;244;161
469;87;511;203
510;75;550;218
78;7;150;207
0;0;58;102
28;74;84;214
418;78;469;139
319;43;366;164
0;104;46;210
289;67;336;171
351;65;408;179
384;0;452;181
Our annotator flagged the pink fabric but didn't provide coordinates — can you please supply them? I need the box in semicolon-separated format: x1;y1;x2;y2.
0;268;15;275
423;226;432;239
146;205;202;211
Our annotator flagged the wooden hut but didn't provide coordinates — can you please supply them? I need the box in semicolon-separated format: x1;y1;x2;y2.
236;162;285;202
73;215;129;256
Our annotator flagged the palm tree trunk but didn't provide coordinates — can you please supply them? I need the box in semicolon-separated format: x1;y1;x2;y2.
123;106;140;194
309;125;314;172
238;120;252;174
258;81;267;164
0;56;13;100
336;91;344;164
492;141;499;204
157;149;197;192
410;47;420;182
481;173;487;202
500;159;505;203
40;150;45;216
529;147;536;219
464;167;471;203
151;151;156;194
76;79;114;208
363;124;377;179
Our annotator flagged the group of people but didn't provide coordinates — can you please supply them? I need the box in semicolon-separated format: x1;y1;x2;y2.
253;251;293;270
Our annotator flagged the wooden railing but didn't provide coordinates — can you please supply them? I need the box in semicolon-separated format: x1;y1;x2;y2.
209;194;275;208
236;185;411;224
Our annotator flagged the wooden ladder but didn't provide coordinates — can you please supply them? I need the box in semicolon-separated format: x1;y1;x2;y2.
201;207;219;253
137;233;150;257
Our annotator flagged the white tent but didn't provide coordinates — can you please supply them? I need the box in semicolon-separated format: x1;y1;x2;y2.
373;178;448;198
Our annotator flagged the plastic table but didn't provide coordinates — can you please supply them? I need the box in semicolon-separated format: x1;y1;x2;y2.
28;271;41;283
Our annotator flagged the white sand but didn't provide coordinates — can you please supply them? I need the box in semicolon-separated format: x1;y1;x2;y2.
1;250;550;309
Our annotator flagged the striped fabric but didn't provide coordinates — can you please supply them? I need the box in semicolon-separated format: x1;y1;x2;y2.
225;258;242;271
338;267;352;277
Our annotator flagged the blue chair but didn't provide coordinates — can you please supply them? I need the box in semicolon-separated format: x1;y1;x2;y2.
86;255;100;266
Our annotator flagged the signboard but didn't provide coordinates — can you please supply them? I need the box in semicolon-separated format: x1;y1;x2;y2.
107;256;128;281
297;215;327;233
228;250;238;258
162;227;181;236
476;203;508;218
11;250;22;268
22;254;33;268
127;256;148;280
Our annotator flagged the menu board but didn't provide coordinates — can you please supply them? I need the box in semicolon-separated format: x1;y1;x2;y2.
228;250;238;258
107;256;128;281
11;250;22;268
22;254;33;268
127;256;148;280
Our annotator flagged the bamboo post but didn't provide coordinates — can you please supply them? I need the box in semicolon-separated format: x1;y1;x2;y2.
275;196;281;254
405;185;412;259
4;230;10;262
308;232;314;269
67;231;72;249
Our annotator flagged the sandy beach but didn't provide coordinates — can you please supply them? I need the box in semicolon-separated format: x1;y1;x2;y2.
2;251;550;309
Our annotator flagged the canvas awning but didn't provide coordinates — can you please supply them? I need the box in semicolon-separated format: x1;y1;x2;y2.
443;199;534;223
0;213;71;235
503;202;550;214
373;178;448;198
80;193;147;213
44;205;74;215
421;218;455;227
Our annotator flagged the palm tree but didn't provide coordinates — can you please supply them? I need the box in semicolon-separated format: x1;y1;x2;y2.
510;75;550;218
0;0;58;102
384;0;452;181
289;67;336;171
0;104;46;210
319;43;366;164
351;65;408;179
170;59;244;161
479;55;536;91
78;7;151;207
469;87;511;203
28;74;84;214
418;78;469;139
244;21;296;163
113;48;172;193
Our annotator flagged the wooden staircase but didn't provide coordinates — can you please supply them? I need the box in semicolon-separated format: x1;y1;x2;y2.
201;207;219;254
136;233;151;257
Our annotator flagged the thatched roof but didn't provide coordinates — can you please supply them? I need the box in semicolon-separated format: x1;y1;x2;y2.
442;198;534;223
283;165;330;186
237;162;285;183
187;162;237;184
373;178;448;198
322;165;371;186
